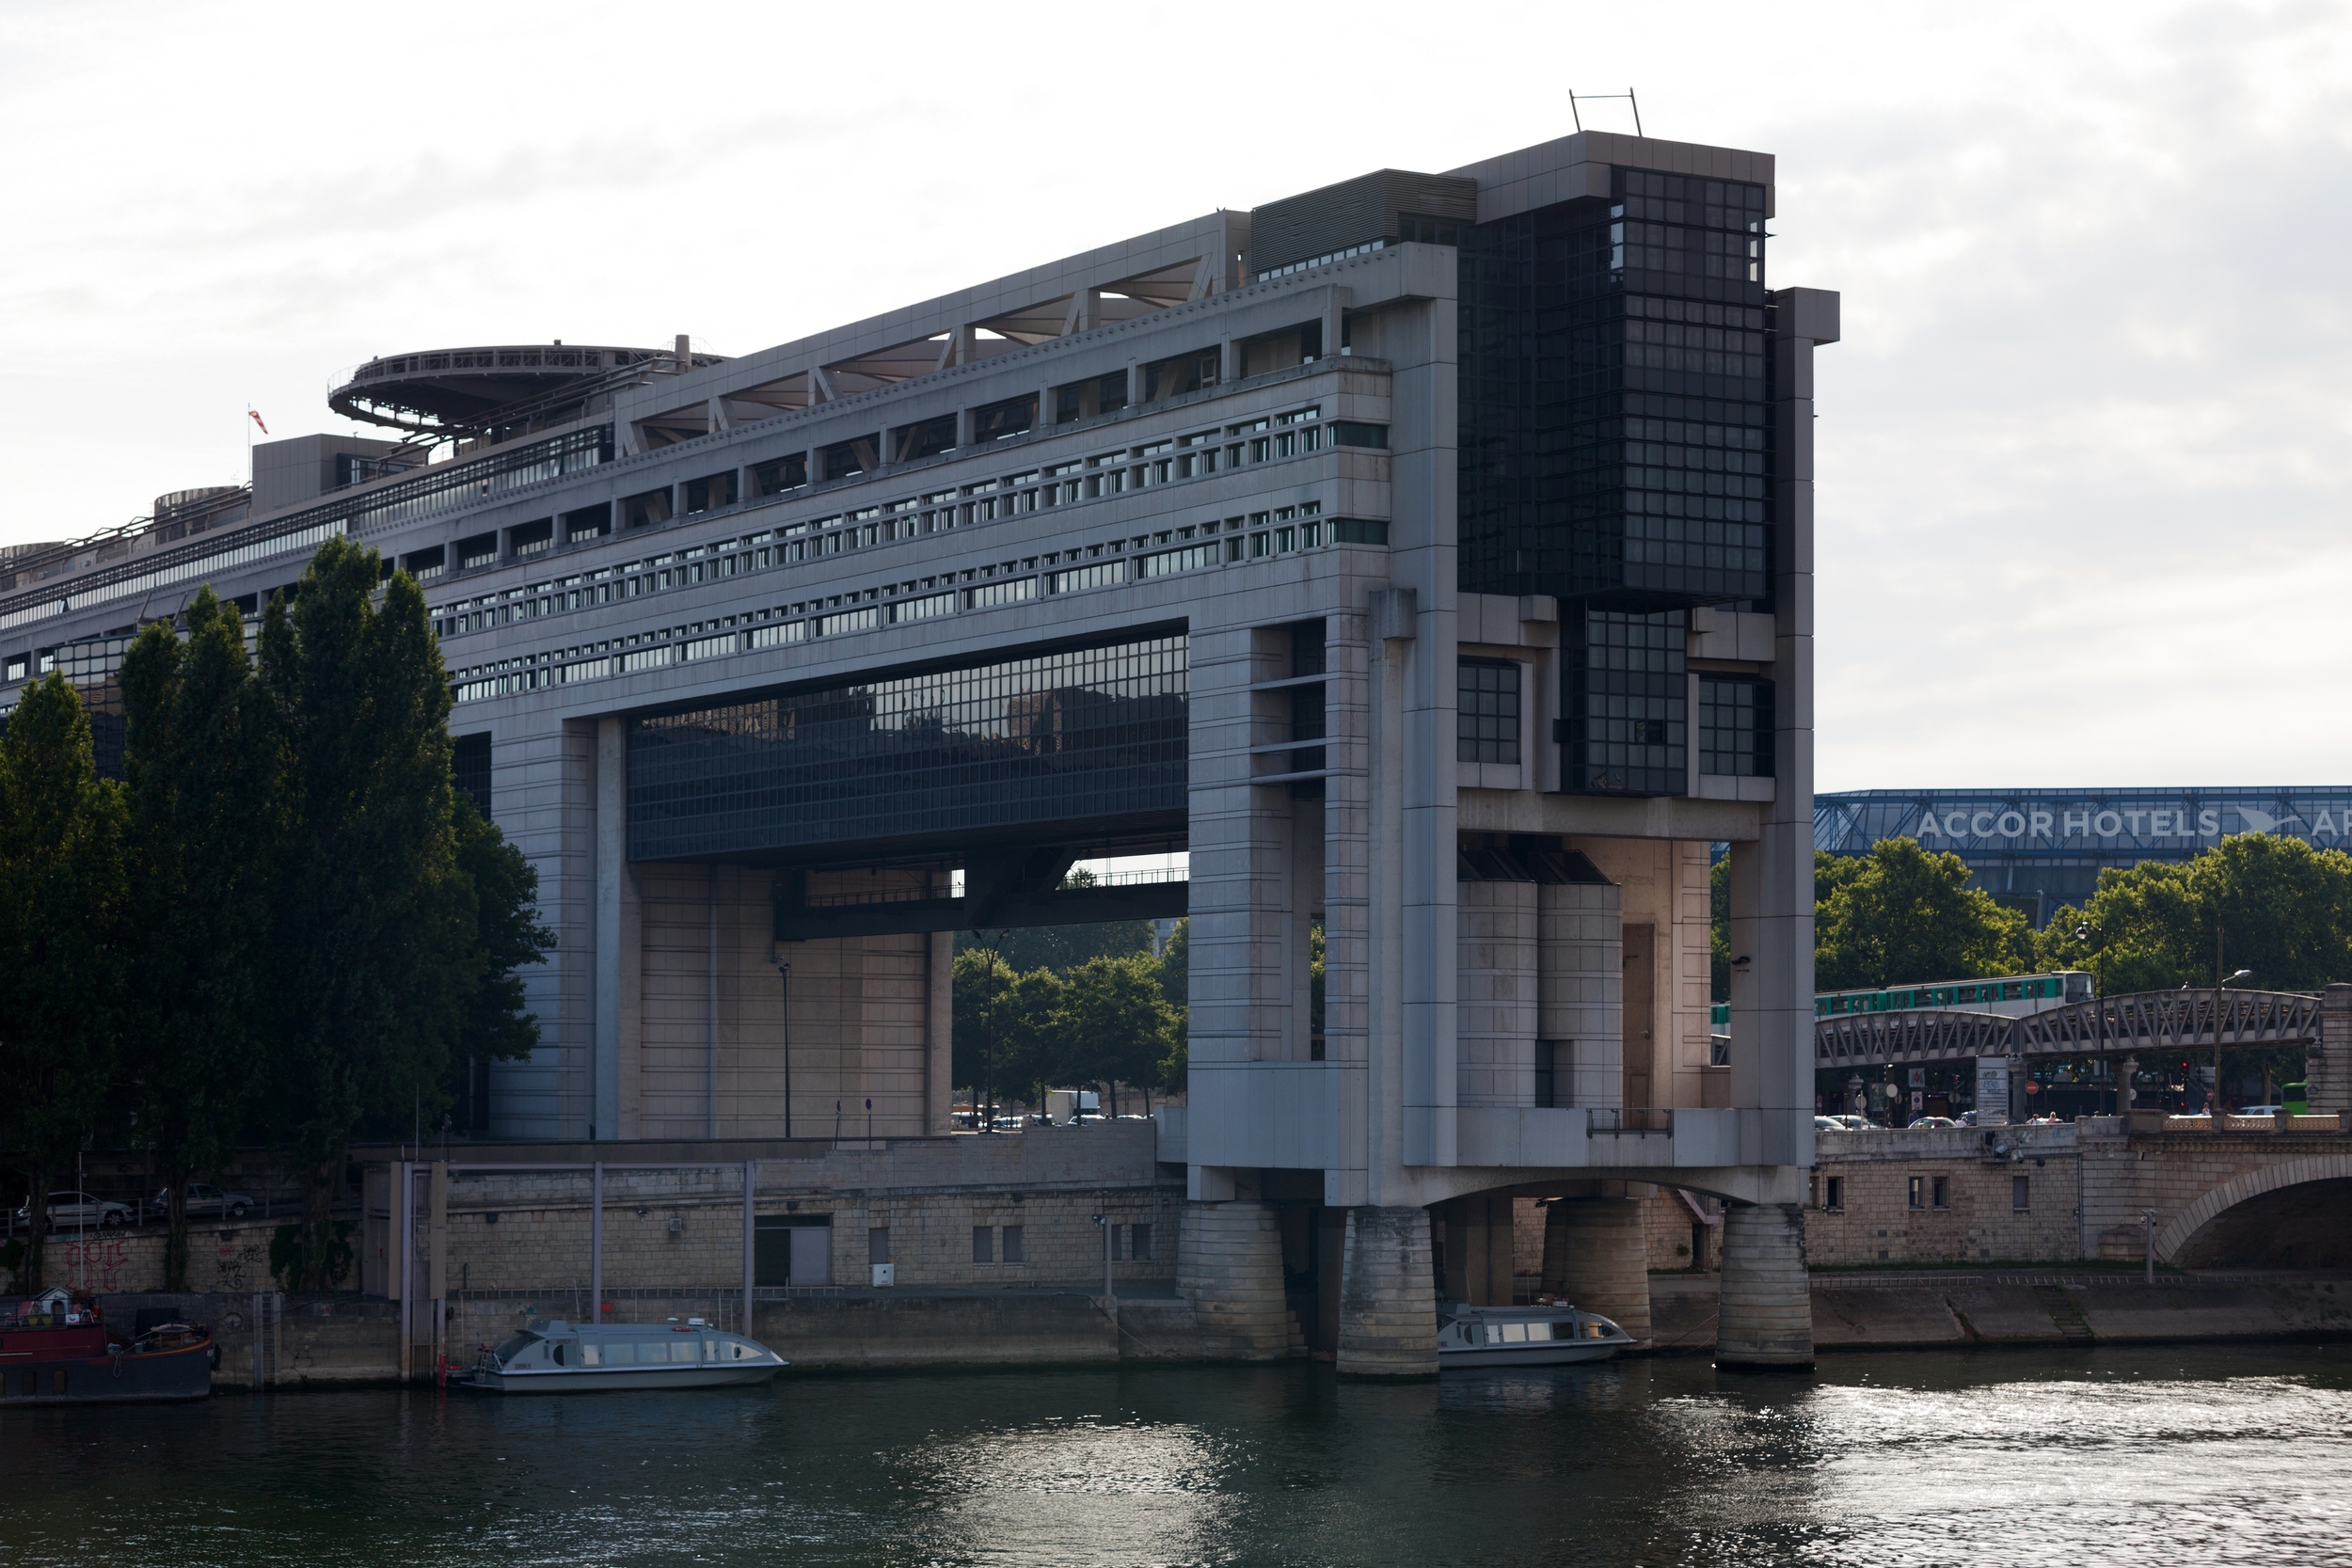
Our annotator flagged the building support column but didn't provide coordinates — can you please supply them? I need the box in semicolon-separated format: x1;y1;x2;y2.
1715;1201;1813;1370
1335;1205;1436;1379
593;716;624;1140
1177;1201;1290;1360
1540;1196;1651;1347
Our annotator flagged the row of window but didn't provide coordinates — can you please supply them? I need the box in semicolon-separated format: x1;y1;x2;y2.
1453;658;1771;780
1816;1175;2033;1212
432;404;1383;637
0;427;611;636
445;498;1383;707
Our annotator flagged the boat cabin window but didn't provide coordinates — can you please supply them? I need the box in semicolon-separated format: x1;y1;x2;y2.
493;1332;537;1364
549;1341;568;1366
664;1339;698;1363
581;1343;601;1366
605;1341;636;1365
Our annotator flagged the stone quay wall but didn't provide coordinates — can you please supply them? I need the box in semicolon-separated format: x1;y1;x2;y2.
387;1122;1183;1298
1804;1117;2352;1267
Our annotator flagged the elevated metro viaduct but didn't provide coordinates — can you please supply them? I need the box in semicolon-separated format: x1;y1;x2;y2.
4;130;1836;1374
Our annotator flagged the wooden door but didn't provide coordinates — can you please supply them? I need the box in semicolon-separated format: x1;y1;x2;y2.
1622;923;1655;1109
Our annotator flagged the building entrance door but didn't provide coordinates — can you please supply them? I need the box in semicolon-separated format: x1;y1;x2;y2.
1622;924;1655;1109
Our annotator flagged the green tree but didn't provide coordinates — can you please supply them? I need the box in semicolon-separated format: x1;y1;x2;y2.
1814;836;2034;992
1711;849;1868;1002
256;538;548;1286
952;948;1071;1116
119;589;284;1291
2041;834;2352;994
0;674;128;1291
955;915;1152;974
1156;917;1188;1015
1055;954;1179;1116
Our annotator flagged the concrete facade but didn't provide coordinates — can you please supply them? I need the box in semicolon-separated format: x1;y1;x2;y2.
7;130;1841;1370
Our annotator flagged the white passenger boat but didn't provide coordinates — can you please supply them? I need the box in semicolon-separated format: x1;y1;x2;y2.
1437;1303;1634;1368
465;1317;786;1392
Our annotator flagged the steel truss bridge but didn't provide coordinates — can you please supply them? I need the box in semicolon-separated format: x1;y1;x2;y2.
1815;989;2325;1072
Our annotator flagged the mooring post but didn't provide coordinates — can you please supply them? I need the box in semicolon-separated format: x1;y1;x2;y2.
590;1162;604;1325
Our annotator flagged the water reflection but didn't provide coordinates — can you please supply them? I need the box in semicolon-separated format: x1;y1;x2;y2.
0;1347;2345;1566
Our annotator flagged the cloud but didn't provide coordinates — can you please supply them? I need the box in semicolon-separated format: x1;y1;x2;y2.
3;0;2348;787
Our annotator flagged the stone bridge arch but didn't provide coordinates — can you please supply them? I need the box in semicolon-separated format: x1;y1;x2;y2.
2155;1153;2352;1268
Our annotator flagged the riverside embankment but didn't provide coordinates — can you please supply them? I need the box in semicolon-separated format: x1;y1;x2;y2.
80;1267;2351;1390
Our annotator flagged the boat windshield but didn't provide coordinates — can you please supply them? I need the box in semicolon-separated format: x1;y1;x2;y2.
492;1332;538;1365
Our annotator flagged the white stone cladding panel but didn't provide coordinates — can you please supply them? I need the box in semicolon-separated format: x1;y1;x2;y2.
1456;880;1537;1106
1539;880;1622;1108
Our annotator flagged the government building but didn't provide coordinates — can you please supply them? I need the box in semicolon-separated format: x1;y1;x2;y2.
3;129;1837;1373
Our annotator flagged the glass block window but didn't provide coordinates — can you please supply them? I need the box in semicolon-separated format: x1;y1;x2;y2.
627;635;1187;861
1457;658;1521;765
1563;609;1684;796
1697;678;1772;778
42;634;135;780
1457;167;1772;610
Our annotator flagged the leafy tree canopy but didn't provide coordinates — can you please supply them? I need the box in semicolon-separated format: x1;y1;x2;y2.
2039;833;2352;994
1814;837;2034;992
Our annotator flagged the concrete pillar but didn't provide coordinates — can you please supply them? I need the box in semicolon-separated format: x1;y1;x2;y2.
593;716;624;1140
1335;1205;1436;1379
1540;1196;1651;1346
1177;1201;1290;1360
1716;1202;1813;1370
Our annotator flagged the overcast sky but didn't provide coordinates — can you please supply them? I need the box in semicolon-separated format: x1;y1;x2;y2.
4;1;2346;792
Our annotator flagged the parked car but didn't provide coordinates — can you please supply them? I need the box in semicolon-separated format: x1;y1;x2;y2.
1907;1115;1962;1129
10;1191;133;1229
2240;1104;2286;1117
1815;1116;1849;1131
1832;1114;1877;1131
151;1182;254;1220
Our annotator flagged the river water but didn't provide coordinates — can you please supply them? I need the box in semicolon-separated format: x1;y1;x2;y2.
4;1345;2348;1567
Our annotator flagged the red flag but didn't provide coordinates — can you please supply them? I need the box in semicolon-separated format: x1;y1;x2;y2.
248;408;270;436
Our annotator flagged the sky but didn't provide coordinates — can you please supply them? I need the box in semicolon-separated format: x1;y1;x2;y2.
3;0;2348;792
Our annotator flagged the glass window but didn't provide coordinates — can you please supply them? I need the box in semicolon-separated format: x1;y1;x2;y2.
1697;679;1773;778
1564;610;1685;796
2012;1176;2030;1212
1907;1176;1924;1211
628;636;1187;861
1002;1225;1025;1263
1457;659;1521;764
973;1226;993;1263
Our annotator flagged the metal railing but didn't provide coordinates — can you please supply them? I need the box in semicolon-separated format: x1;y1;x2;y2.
1587;1108;1674;1135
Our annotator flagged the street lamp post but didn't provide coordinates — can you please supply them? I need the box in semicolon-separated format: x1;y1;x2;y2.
2212;929;2251;1134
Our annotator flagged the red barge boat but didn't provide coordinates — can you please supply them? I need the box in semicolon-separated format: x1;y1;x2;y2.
0;1289;216;1404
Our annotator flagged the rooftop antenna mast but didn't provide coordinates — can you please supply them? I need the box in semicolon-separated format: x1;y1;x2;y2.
1568;88;1643;138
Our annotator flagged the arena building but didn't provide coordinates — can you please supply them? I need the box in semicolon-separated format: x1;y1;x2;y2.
1816;789;2352;924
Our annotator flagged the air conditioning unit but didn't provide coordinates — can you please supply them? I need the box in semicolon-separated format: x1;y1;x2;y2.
870;1263;895;1287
